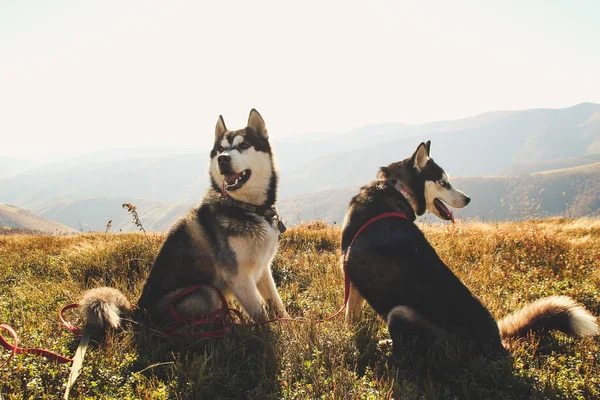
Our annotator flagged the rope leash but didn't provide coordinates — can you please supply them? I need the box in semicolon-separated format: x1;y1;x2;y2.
0;304;87;399
164;212;408;334
162;284;246;339
0;304;82;367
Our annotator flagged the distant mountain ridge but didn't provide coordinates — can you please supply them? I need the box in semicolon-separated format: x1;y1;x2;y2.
2;102;599;207
0;204;77;234
27;162;600;232
281;103;600;196
1;102;599;231
498;153;600;175
32;197;192;233
279;162;600;225
0;158;41;180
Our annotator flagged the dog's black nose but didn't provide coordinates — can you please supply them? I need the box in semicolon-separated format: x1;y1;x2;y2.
218;154;231;166
465;197;471;205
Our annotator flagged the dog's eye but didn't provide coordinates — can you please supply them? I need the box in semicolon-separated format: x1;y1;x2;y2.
218;146;225;153
439;181;447;187
239;142;250;150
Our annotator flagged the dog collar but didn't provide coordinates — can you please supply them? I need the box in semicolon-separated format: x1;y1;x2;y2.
388;181;418;220
222;196;287;233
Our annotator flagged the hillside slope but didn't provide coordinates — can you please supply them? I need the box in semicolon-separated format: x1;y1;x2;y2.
32;197;193;233
0;203;78;234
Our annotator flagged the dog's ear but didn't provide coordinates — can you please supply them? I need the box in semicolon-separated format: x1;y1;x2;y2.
377;166;390;180
412;142;429;172
247;109;268;139
425;140;431;156
215;115;227;141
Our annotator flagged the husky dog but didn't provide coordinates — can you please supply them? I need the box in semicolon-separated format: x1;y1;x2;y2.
342;141;599;353
82;109;287;327
136;109;288;323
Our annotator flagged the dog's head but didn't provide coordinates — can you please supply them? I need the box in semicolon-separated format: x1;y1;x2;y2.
209;109;277;205
378;141;470;221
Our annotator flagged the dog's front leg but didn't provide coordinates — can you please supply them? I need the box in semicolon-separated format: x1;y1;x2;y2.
257;269;288;318
231;277;268;321
345;283;366;324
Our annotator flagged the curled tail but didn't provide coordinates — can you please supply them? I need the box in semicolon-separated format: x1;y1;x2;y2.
498;296;599;340
79;287;133;330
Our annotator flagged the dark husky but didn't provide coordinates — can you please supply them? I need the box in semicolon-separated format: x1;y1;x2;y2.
342;141;599;353
82;109;287;329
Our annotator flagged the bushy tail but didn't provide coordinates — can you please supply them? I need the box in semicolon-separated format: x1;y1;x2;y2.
498;296;599;340
79;287;133;330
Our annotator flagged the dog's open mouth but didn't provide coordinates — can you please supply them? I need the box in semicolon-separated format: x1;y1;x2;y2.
223;169;251;191
434;198;455;222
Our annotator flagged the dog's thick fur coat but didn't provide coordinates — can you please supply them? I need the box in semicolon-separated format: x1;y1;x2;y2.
80;109;287;328
343;141;599;353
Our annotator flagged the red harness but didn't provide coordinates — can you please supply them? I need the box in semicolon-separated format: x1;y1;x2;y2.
341;211;408;307
0;211;409;364
311;211;409;322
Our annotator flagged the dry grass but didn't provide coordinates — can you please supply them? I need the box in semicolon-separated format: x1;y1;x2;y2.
1;218;599;399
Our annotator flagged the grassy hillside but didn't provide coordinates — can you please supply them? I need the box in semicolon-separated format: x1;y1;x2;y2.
455;162;600;221
1;219;599;399
0;204;77;234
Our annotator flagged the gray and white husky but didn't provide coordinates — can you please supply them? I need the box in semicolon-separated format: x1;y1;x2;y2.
342;141;599;354
82;109;287;328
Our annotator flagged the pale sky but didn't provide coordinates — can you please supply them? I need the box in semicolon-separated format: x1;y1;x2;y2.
1;1;599;159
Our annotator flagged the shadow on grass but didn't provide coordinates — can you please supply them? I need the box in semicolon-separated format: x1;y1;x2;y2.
128;312;283;399
350;322;575;400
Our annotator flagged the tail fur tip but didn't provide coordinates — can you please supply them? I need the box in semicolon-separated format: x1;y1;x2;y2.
79;287;132;330
499;295;599;339
569;303;600;337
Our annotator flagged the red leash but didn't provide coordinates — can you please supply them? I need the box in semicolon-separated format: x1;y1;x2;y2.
167;211;409;333
0;303;82;367
163;284;246;338
1;212;410;361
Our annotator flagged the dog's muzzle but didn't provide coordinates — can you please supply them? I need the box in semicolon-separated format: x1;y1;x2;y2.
218;154;232;175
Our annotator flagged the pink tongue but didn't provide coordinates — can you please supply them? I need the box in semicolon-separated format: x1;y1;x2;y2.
225;172;241;185
436;199;455;223
442;203;455;223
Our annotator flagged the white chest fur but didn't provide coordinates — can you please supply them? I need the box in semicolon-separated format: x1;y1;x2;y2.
226;218;279;281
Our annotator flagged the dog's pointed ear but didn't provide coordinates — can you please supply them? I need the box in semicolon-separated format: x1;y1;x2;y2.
377;166;390;180
425;140;431;156
247;109;268;139
412;142;429;171
215;115;227;141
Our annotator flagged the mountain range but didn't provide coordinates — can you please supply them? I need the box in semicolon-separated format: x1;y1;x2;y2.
1;102;599;231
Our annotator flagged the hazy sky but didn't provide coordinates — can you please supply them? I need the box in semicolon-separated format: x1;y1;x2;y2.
1;1;599;159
